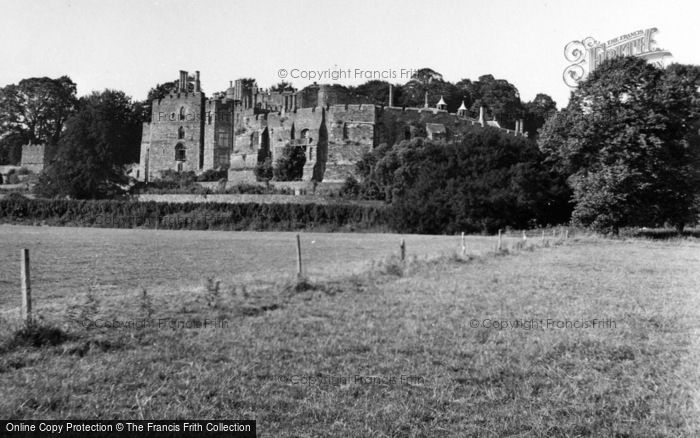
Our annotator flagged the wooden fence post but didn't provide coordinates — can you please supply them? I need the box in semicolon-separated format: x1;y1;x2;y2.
461;232;466;255
565;229;569;240
522;230;527;241
20;248;31;324
296;234;303;277
400;239;406;262
541;229;545;244
497;229;503;251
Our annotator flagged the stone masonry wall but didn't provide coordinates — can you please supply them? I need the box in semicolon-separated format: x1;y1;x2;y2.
20;144;49;173
143;92;205;179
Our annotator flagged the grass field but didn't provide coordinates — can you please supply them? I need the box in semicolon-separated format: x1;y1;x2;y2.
0;225;500;311
1;226;699;436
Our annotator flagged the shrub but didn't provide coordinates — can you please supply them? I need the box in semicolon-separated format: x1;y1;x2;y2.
6;169;20;185
154;170;196;188
255;157;274;182
5;320;68;349
274;145;306;181
196;168;228;182
340;176;361;199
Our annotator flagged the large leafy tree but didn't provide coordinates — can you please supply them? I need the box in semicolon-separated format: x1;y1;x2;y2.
0;76;78;163
397;68;462;112
522;93;557;139
354;80;394;105
34;90;142;199
360;133;571;234
464;74;524;129
539;57;700;233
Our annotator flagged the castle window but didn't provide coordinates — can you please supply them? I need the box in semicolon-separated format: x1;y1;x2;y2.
342;123;349;140
179;107;185;121
175;143;186;161
178;126;185;139
300;128;312;145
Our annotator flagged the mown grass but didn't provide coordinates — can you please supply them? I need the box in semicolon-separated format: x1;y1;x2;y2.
0;232;698;436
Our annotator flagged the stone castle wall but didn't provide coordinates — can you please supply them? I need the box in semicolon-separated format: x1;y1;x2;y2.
20;144;51;173
142;91;205;179
139;71;525;183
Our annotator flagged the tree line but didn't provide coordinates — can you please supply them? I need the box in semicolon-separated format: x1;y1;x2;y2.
3;60;698;235
346;58;700;234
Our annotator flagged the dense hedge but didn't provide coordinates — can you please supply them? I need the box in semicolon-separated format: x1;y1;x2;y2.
0;197;390;232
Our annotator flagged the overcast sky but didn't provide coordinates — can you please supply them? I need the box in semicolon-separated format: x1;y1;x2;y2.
1;0;697;108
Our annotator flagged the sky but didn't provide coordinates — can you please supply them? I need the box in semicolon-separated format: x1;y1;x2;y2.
1;0;698;108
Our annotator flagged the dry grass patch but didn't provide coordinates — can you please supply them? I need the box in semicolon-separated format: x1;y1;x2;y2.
0;233;698;436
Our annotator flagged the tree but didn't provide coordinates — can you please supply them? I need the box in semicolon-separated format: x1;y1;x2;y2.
83;90;143;165
355;80;393;105
0;76;78;160
140;81;177;122
397;68;462;111
466;75;524;129
0;132;26;164
34;90;141;199
362;133;571;234
523;93;557;139
271;81;294;92
538;57;700;233
273;145;306;181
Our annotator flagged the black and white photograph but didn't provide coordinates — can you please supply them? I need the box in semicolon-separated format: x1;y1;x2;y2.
1;0;699;436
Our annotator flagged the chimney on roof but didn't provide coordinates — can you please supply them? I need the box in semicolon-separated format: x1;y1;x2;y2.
179;70;188;92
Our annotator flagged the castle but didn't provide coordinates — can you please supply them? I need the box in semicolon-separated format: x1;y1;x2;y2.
138;70;526;183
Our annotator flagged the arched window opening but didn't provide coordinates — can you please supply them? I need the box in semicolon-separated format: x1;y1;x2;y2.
175;143;186;161
178;126;185;139
179;107;186;121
